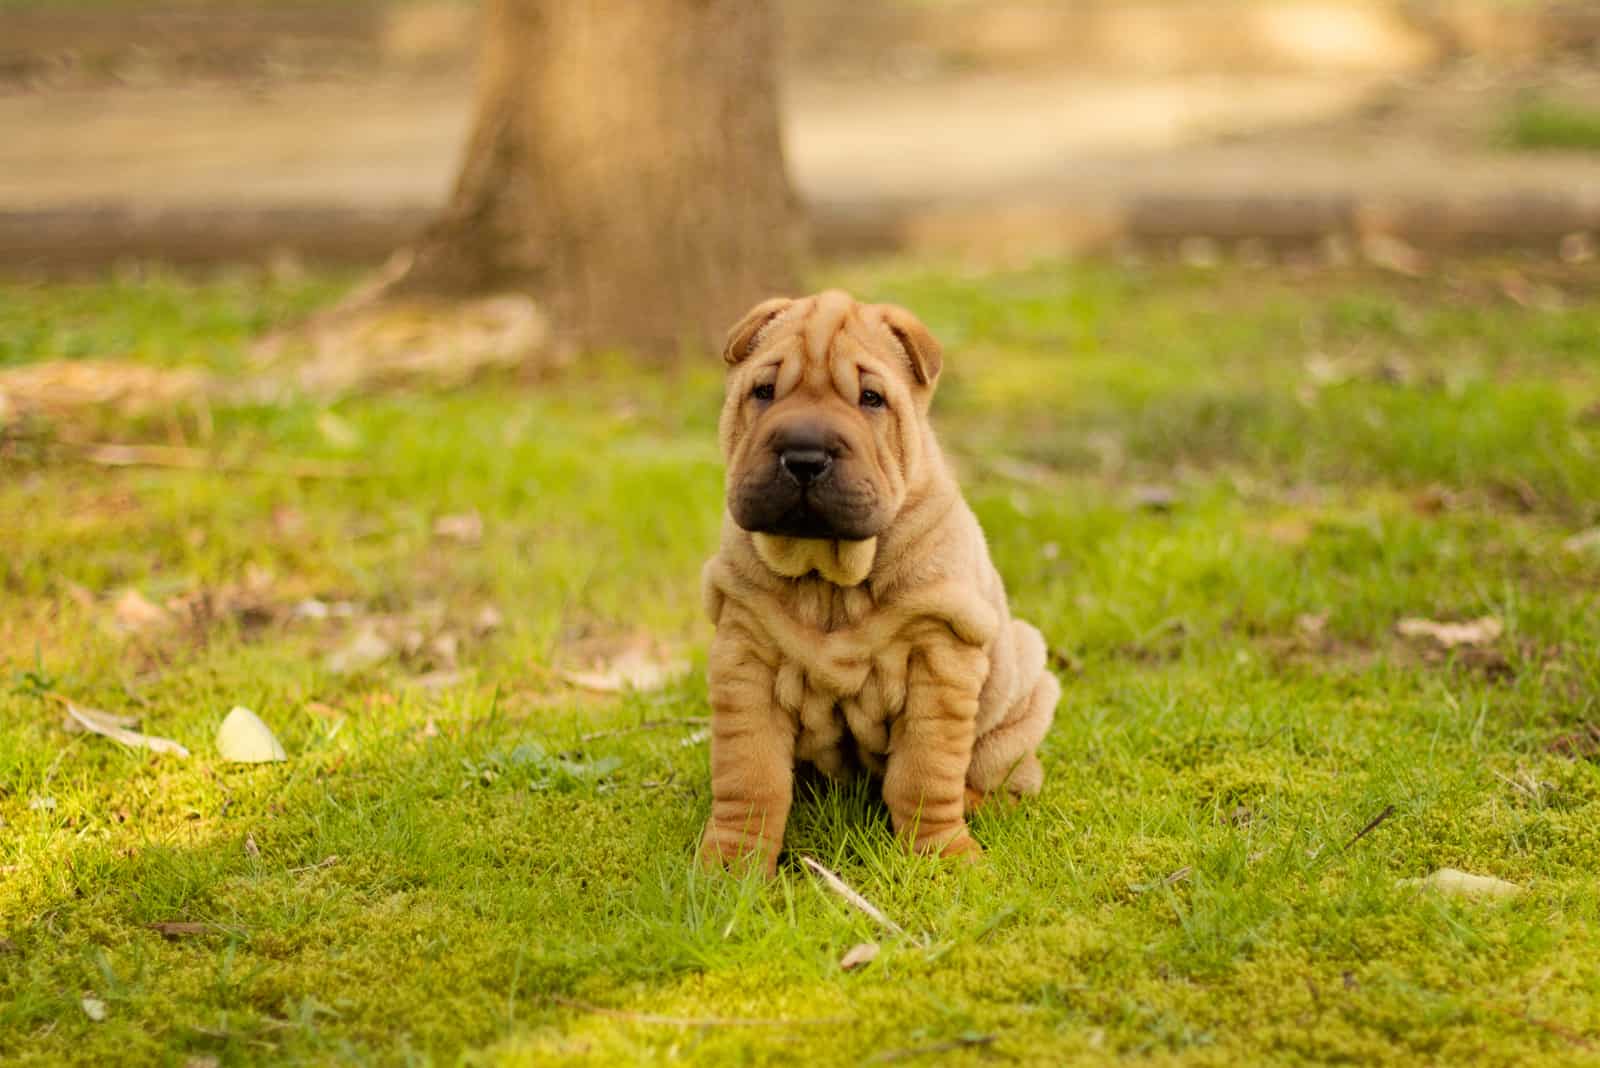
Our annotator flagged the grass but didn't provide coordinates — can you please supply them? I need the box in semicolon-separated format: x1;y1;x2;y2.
1499;96;1600;153
3;256;1600;1065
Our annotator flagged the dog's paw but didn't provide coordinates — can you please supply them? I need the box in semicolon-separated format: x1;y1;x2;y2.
939;831;984;863
910;824;983;863
696;829;779;879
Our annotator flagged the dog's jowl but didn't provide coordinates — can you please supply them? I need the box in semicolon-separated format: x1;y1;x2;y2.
699;290;1059;876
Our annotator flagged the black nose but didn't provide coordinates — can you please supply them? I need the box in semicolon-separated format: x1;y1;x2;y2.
779;448;832;485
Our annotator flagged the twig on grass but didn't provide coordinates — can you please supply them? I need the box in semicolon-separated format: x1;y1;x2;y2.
800;855;914;942
548;995;849;1029
1131;865;1192;893
1343;804;1395;850
288;855;339;874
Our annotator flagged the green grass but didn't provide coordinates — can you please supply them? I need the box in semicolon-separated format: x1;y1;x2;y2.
1499;97;1600;152
3;257;1600;1065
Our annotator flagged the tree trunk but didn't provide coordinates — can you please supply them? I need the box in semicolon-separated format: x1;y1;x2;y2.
389;0;801;357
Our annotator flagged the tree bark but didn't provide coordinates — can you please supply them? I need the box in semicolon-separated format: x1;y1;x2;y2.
388;0;801;357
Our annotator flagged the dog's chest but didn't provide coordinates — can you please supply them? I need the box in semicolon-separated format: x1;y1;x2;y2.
770;578;908;776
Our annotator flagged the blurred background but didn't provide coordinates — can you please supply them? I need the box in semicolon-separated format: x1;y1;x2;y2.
3;0;1598;291
6;10;1600;1061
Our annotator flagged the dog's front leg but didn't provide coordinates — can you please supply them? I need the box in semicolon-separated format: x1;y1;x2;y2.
698;630;793;878
884;641;985;859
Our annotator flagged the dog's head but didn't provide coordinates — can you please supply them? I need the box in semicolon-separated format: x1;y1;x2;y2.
717;290;943;547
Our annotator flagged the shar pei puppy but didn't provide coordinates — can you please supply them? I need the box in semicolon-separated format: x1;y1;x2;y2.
698;290;1059;876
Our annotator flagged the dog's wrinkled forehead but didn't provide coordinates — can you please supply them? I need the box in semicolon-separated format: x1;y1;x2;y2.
724;290;942;390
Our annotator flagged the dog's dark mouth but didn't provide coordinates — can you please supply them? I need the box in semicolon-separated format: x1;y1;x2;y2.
741;500;875;540
731;480;884;541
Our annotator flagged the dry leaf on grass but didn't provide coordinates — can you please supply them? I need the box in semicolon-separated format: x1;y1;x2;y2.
1549;724;1600;761
216;707;287;764
148;921;213;939
1398;868;1521;900
433;511;484;544
61;700;191;758
316;410;361;449
560;647;689;694
1128;484;1178;512
1563;529;1600;555
326;627;394;674
80;996;107;1022
252;294;551;398
840;942;880;971
474;604;504;634
1395;616;1503;649
0;360;210;422
112;589;172;634
1362;233;1429;277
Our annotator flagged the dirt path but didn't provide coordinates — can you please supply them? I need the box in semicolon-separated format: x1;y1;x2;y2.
3;64;1597;265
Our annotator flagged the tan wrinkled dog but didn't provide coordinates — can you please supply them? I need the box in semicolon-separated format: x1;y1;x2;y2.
698;291;1059;876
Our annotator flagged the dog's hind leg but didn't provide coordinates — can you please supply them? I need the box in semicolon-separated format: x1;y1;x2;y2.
966;619;1058;804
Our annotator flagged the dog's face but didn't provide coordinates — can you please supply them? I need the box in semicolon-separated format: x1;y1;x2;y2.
718;290;943;542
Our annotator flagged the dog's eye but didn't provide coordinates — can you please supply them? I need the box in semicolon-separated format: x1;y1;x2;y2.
859;389;886;409
752;383;775;402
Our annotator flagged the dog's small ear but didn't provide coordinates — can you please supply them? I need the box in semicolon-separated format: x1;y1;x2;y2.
723;298;793;366
880;305;943;387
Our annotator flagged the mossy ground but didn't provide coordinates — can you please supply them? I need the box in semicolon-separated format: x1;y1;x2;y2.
3;257;1600;1065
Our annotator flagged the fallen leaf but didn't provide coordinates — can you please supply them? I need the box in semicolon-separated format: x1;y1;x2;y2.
244;833;260;858
1128;485;1177;512
408;670;467;691
433;511;484;544
216;707;287;764
316;410;361;449
1295;612;1329;638
271;506;306;537
148;921;211;939
429;632;460;667
112;589;171;633
1559;231;1596;265
1178;235;1221;269
1398;868;1521;899
840;942;880;971
326;627;393;674
1362;233;1428;277
1264;517;1312;546
560;649;689;694
1396;616;1503;649
62;701;191;758
81;996;107;1022
1563;528;1600;555
254;293;551;397
1549;723;1600;761
0;360;210;420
